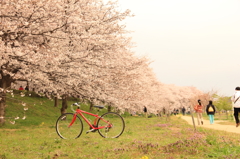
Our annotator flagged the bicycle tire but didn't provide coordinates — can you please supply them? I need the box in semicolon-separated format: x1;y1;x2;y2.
56;113;83;139
97;112;125;138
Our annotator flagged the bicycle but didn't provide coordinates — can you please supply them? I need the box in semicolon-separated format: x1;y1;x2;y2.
56;103;125;139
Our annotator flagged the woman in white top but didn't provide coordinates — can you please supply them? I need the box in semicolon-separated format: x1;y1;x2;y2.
231;87;240;127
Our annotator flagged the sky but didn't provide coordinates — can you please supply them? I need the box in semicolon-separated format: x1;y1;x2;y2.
116;0;240;96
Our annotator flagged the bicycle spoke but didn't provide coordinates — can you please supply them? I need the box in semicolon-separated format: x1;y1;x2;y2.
56;113;83;139
97;112;125;138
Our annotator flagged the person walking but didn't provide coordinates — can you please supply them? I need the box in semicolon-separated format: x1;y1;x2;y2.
143;106;148;118
206;100;216;124
194;99;204;125
231;86;240;127
182;107;186;116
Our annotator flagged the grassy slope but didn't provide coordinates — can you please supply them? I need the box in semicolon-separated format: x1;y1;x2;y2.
1;93;240;159
4;92;64;128
3;91;105;128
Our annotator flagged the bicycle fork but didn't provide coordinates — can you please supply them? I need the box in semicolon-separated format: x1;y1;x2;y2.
68;114;77;128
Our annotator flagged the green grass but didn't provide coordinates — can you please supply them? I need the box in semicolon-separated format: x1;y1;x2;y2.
1;93;240;159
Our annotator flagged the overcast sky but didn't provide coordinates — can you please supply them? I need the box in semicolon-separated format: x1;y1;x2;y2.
116;0;240;96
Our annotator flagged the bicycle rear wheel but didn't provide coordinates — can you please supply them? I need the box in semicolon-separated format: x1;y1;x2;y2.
56;113;83;139
97;112;125;138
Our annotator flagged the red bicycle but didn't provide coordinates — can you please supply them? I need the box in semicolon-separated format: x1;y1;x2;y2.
56;103;125;139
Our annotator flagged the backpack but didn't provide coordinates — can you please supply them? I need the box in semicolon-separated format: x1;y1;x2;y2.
208;106;214;112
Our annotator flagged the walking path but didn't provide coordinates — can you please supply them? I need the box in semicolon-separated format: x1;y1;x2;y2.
180;115;240;134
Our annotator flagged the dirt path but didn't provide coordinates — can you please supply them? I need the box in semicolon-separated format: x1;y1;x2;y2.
180;115;240;134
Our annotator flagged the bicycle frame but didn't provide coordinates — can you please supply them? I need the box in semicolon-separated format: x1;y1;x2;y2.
68;108;112;130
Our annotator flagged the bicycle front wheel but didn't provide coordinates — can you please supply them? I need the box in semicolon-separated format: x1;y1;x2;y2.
97;112;125;138
56;113;83;139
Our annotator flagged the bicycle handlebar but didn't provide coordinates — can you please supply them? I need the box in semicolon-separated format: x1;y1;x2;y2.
71;102;81;112
70;103;105;112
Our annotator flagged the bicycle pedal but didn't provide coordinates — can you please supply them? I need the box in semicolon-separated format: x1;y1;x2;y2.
86;129;96;134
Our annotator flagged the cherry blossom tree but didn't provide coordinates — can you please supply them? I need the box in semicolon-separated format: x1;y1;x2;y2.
0;0;133;124
0;0;205;126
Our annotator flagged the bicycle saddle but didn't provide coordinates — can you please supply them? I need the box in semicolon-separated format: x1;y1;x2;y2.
94;105;104;109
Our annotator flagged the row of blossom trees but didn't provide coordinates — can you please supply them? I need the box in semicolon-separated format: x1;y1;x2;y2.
0;0;203;125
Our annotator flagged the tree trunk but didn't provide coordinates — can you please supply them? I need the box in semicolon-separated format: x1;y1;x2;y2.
60;95;68;115
54;96;58;107
0;91;6;125
0;74;13;125
108;105;111;112
89;102;93;111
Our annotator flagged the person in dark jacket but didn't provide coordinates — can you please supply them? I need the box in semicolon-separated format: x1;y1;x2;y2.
182;107;186;116
206;100;216;124
25;85;29;91
143;106;148;118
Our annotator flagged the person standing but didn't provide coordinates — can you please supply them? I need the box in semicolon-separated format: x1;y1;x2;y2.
231;87;240;127
25;85;29;91
182;107;186;116
187;107;191;114
173;108;177;116
194;99;203;125
143;106;148;118
206;100;216;124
